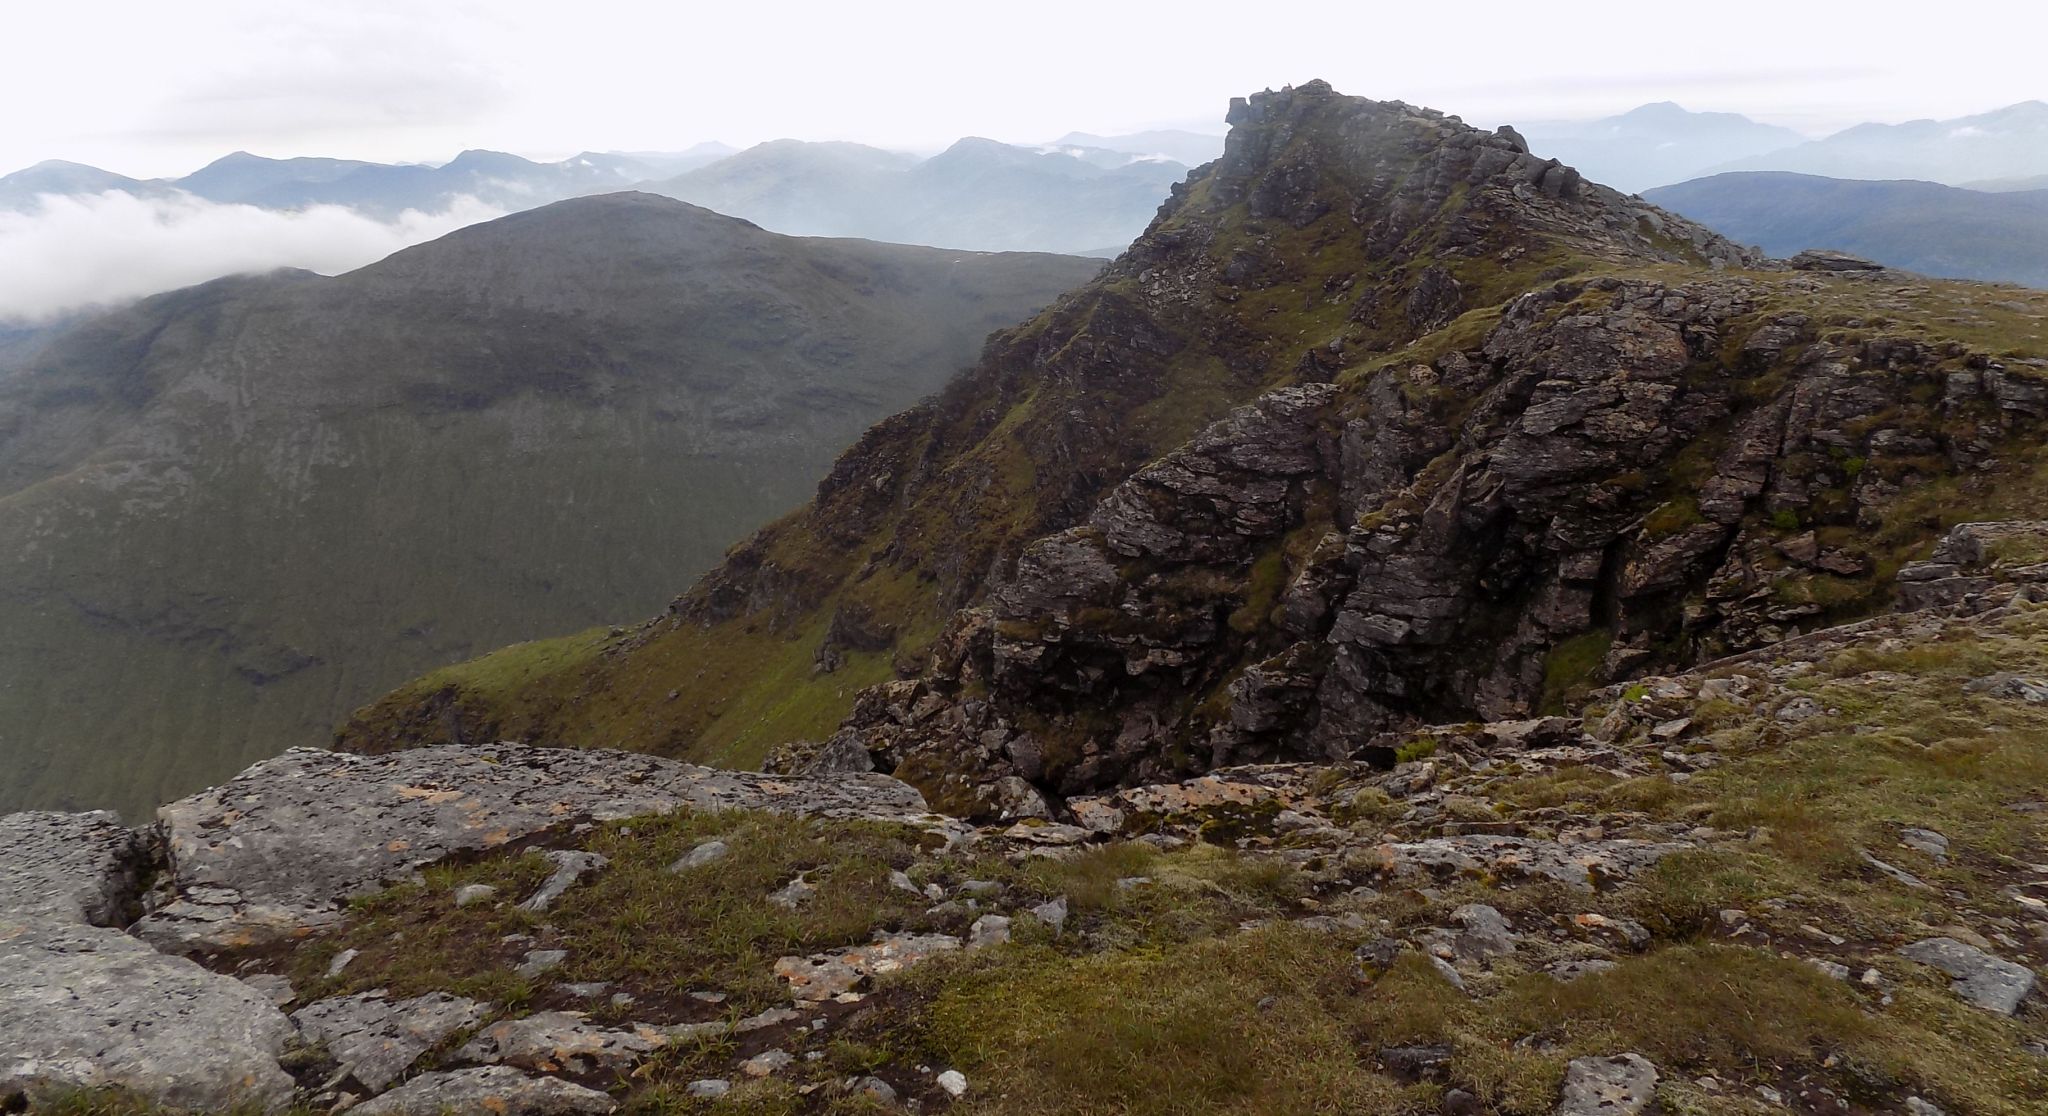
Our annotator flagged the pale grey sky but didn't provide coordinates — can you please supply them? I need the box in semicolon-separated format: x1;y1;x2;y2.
4;0;2043;176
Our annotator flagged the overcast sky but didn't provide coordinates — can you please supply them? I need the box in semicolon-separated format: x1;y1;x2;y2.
5;0;2044;177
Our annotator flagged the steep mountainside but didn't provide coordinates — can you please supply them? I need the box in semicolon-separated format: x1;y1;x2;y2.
0;193;1098;816
1646;172;2048;287
649;138;1187;255
1519;103;1804;193
1714;101;2048;185
343;81;1797;779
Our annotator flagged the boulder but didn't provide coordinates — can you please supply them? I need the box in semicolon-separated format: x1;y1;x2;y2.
0;916;295;1111
1555;1053;1658;1116
1899;937;2037;1015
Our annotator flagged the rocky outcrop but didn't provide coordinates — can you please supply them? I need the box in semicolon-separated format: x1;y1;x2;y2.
134;743;944;952
815;271;2048;812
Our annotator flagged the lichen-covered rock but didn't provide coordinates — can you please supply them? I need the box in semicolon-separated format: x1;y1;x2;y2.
0;810;154;927
457;1011;670;1075
0;916;296;1111
1367;835;1691;890
1555;1053;1659;1115
133;743;941;951
293;990;491;1091
774;932;962;1000
350;1065;616;1115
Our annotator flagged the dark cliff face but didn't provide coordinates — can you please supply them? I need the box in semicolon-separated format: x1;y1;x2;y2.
820;272;2048;815
340;84;2048;821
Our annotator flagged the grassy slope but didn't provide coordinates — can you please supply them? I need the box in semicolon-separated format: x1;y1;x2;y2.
0;197;1100;816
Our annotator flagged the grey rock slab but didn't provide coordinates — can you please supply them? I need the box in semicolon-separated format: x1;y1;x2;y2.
0;811;154;926
740;1049;794;1077
1545;959;1619;982
0;915;295;1111
239;972;297;1007
518;851;608;913
1371;835;1690;890
1555;1053;1659;1116
351;1065;616;1115
767;874;815;909
1899;937;2038;1015
1859;848;1931;890
968;914;1013;948
774;933;961;1001
669;840;729;872
293;990;490;1091
1029;896;1069;936
1899;828;1950;859
685;1079;731;1099
458;1011;668;1074
516;949;568;979
132;743;937;952
852;1075;898;1104
453;884;498;908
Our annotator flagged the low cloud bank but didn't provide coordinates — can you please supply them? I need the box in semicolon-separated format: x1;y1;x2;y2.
0;191;507;322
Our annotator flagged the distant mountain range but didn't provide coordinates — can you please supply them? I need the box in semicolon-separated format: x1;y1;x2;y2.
0;145;738;219
0;193;1099;816
1516;100;2048;194
643;137;1190;255
1645;172;2048;287
1518;102;1805;193
1707;101;2048;186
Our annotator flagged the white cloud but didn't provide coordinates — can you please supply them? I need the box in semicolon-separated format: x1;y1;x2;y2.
0;191;506;323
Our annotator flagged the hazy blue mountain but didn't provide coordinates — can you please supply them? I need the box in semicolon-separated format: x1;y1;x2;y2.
649;137;1187;254
649;140;917;238
594;142;738;179
1712;101;2048;185
243;148;653;217
1051;129;1226;166
1965;174;2048;193
0;192;1100;816
1646;171;2048;287
0;159;171;210
1517;102;1804;192
176;152;383;203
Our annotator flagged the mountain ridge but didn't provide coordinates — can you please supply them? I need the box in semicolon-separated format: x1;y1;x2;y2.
336;80;1777;782
1646;171;2048;287
0;192;1100;815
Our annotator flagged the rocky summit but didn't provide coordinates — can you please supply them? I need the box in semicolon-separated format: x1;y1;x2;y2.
6;80;2048;1115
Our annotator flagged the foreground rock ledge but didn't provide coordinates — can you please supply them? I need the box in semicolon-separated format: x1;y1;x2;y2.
134;743;949;952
